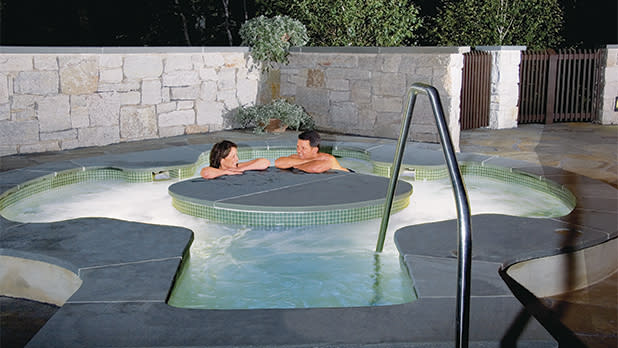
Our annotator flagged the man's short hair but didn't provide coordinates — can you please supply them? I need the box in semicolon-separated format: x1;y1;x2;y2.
298;130;321;148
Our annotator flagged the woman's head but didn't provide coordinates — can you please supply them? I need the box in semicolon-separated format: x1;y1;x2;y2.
209;140;238;169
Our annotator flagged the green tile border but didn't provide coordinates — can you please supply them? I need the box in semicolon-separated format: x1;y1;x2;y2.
171;194;410;226
0;146;576;224
373;160;576;210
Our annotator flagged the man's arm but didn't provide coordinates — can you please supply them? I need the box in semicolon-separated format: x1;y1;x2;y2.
276;153;349;173
293;159;334;173
294;154;349;173
274;154;305;169
238;158;270;171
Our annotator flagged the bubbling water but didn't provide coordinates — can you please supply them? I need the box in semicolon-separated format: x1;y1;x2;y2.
1;163;572;309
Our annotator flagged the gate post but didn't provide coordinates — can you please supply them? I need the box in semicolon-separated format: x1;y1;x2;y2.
600;45;618;124
545;53;558;124
476;46;526;129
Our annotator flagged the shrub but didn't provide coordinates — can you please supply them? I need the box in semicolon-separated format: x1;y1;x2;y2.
258;0;422;46
235;99;315;134
239;15;309;71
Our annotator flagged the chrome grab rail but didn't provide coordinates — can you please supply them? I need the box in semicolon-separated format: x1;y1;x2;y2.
376;83;472;348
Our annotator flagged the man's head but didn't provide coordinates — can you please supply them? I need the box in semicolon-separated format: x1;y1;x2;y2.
296;130;320;159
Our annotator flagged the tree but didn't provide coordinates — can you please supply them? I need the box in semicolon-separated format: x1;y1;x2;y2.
428;0;564;49
158;0;256;46
257;0;422;47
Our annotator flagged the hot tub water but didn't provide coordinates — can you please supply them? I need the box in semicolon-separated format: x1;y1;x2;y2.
1;165;572;309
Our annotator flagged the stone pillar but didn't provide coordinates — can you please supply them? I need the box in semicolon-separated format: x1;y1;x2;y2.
476;46;526;129
444;49;467;152
599;45;618;125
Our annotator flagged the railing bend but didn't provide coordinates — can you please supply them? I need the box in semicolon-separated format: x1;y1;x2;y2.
376;83;472;348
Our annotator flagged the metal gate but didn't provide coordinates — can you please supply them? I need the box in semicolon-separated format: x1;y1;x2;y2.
518;49;604;124
460;51;492;130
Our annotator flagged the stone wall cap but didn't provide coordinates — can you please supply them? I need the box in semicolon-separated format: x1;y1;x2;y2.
290;46;471;54
0;46;249;54
475;46;527;51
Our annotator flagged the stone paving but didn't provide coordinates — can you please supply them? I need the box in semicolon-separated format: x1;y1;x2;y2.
459;122;618;348
0;122;616;347
459;123;618;189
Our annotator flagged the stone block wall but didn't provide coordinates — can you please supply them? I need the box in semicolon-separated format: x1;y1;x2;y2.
600;45;618;125
273;47;469;150
3;46;614;158
0;47;260;156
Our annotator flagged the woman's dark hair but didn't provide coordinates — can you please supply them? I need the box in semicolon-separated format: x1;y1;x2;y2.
209;140;237;168
298;130;320;148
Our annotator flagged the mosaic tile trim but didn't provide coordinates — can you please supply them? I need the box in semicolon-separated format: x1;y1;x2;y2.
171;194;410;226
1;167;177;210
374;161;576;209
373;161;449;180
331;147;372;161
237;147;296;161
0;145;575;216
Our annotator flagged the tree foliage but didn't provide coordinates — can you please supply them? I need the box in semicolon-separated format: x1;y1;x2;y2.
428;0;564;49
9;0;604;49
239;15;308;70
149;0;254;46
257;0;423;47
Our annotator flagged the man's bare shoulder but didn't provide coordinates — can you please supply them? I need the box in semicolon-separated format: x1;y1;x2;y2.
316;152;335;160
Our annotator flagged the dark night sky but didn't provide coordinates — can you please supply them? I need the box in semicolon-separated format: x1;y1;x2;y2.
1;0;616;48
559;0;617;48
0;0;250;46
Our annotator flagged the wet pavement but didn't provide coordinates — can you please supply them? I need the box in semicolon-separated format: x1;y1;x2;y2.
459;123;618;189
0;122;616;347
460;123;618;348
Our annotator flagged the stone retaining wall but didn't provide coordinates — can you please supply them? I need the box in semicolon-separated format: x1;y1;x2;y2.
0;47;259;156
1;45;615;157
272;47;469;148
1;46;472;156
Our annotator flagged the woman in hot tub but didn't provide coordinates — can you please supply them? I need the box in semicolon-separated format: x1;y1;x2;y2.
200;140;270;179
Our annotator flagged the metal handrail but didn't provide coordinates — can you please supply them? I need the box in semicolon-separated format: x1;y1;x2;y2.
376;83;472;348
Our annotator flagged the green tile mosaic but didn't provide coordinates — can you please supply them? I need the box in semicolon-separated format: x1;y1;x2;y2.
374;160;575;210
172;193;410;226
332;148;371;161
1;167;165;210
0;145;576;221
373;161;449;181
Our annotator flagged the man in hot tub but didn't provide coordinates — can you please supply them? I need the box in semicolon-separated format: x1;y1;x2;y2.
201;140;270;179
275;130;349;173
